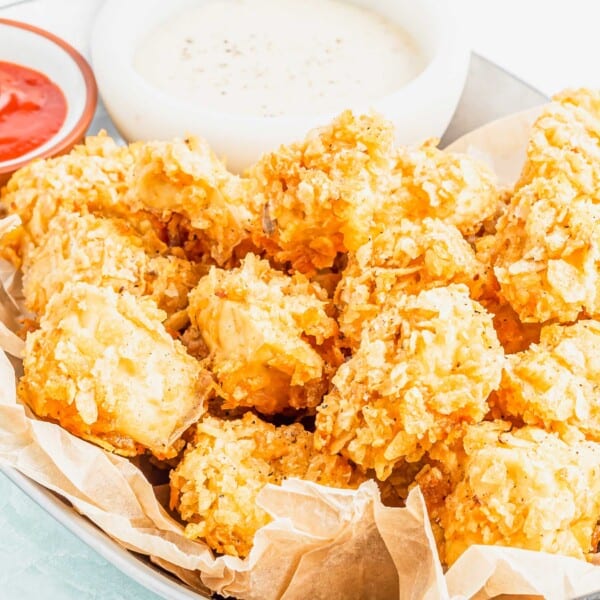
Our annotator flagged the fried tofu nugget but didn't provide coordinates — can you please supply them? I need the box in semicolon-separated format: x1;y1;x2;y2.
188;253;340;415
493;320;600;440
246;111;398;274
125;137;254;265
315;284;503;479
21;212;203;318
494;91;600;323
335;218;485;349
169;413;362;557
438;421;600;565
382;140;500;236
494;175;600;323
19;283;212;458
517;88;600;192
0;133;145;262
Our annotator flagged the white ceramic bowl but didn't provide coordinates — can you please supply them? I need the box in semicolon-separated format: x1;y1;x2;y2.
0;19;97;184
92;0;469;173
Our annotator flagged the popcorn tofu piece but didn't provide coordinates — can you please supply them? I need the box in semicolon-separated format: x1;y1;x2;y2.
0;133;143;261
315;284;503;479
170;413;361;557
439;422;600;565
246;111;398;274
382;140;500;236
19;283;212;458
124;137;254;265
335;218;485;349
493;320;600;440
188;254;339;414
495;90;600;324
22;212;203;318
494;176;600;323
517;88;600;193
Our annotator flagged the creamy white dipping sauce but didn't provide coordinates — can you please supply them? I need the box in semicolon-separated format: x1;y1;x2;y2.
134;0;425;118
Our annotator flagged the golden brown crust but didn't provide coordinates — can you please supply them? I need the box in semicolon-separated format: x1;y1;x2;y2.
124;137;255;265
19;283;212;458
187;253;340;414
494;90;600;323
315;284;504;479
335;217;486;349
382;140;500;236
517;88;600;192
494;176;600;323
1;133;148;260
246;111;398;274
169;413;362;557
21;211;204;318
493;320;600;439
437;422;600;565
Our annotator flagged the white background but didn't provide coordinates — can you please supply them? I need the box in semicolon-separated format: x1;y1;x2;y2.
454;0;600;96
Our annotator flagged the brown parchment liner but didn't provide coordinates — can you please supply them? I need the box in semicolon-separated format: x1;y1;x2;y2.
1;108;600;599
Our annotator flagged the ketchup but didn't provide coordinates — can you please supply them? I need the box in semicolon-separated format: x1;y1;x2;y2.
0;61;67;162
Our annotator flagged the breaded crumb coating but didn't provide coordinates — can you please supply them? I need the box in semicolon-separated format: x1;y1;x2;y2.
517;88;600;192
494;175;600;323
0;133;144;260
315;284;503;479
335;218;485;349
188;253;340;415
22;212;204;318
439;422;600;565
169;413;362;558
473;234;541;354
19;283;212;458
382;140;499;236
124;137;255;265
246;111;398;274
493;320;600;440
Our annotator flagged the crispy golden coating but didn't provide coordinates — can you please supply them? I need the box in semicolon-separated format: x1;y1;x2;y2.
0;133;147;262
169;413;362;557
382;140;500;236
315;284;503;479
21;212;203;318
438;421;600;565
517;88;600;192
19;283;212;458
494;91;600;323
335;218;485;349
493;320;600;440
246;111;398;274
473;234;541;354
188;253;340;415
494;175;600;323
146;254;206;323
124;137;254;265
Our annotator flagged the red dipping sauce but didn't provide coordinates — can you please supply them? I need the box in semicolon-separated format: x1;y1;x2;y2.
0;60;67;162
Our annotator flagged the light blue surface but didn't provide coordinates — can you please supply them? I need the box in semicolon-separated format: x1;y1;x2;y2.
0;472;161;600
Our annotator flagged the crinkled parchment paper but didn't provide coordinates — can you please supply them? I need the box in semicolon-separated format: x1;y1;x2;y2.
2;108;600;599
